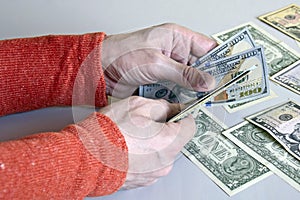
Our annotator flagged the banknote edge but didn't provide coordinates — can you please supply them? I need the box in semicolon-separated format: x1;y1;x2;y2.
223;90;277;113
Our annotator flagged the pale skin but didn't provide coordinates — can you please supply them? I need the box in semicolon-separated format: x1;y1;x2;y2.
100;23;217;189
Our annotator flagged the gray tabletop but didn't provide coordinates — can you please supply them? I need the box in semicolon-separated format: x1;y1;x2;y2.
0;0;300;199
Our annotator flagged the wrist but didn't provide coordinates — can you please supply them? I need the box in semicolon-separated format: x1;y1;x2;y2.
63;112;128;196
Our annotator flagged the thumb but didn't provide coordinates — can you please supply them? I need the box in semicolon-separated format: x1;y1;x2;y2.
153;54;215;92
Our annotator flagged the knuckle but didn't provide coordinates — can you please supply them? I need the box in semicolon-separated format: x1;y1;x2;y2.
127;96;147;108
182;66;197;87
161;22;178;28
153;23;182;33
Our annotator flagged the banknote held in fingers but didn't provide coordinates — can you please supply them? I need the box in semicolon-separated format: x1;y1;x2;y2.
139;28;270;107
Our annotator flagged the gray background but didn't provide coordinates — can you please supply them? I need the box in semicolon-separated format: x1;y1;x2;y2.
0;0;300;199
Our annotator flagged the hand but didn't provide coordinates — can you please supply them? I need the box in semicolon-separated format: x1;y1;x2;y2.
99;96;195;189
101;23;217;98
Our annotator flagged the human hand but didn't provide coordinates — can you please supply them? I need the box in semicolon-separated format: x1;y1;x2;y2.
101;23;217;98
99;96;195;189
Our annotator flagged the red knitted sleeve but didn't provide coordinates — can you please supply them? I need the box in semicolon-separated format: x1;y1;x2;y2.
0;33;107;116
0;33;128;199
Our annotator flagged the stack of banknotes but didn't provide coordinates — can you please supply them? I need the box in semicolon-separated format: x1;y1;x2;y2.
139;20;300;196
139;27;270;106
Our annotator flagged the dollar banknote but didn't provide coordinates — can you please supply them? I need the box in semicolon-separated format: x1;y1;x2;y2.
247;101;300;160
140;47;269;105
139;28;258;104
139;81;184;103
139;82;207;104
223;90;277;113
223;121;300;192
200;47;269;105
182;108;271;196
141;46;270;105
192;28;256;68
271;60;300;95
212;22;300;76
258;4;300;42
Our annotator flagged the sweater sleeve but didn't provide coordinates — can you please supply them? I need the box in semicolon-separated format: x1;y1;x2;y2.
0;32;108;116
0;33;128;199
0;112;128;199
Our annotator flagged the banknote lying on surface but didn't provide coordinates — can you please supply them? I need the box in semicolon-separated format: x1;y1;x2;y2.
271;60;300;95
139;28;270;106
182;108;271;196
259;4;300;42
246;100;300;161
223;121;300;192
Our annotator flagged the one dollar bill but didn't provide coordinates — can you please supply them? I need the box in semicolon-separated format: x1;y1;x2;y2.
182;108;271;196
247;100;300;160
223;121;300;192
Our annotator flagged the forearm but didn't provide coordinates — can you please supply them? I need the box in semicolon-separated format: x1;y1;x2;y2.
0;112;128;199
0;32;129;198
0;32;107;116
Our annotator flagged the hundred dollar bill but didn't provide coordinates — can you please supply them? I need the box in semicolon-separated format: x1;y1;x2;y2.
169;68;255;122
247;101;300;160
138;81;184;103
258;4;300;42
182;108;271;196
223;121;300;192
212;22;300;76
139;28;257;103
271;60;300;95
140;46;269;105
200;47;269;105
192;28;256;68
224;90;277;113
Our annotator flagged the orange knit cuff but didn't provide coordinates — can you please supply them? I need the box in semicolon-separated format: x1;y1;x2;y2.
71;33;108;108
63;112;128;196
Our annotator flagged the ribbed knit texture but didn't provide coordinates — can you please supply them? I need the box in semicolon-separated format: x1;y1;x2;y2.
0;33;128;199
